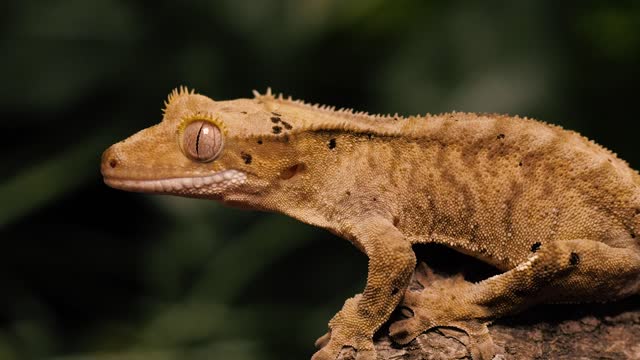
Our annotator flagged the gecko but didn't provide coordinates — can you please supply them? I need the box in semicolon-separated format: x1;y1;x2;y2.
101;87;640;360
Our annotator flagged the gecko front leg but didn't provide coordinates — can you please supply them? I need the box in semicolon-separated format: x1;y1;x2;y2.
313;217;416;360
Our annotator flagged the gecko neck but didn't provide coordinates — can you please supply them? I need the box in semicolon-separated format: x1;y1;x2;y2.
257;93;474;140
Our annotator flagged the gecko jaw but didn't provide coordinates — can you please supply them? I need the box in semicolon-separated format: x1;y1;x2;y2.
103;169;247;193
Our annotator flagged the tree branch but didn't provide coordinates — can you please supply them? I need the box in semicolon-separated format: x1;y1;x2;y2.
335;258;640;360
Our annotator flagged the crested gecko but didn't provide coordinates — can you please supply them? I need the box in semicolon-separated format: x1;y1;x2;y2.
101;87;640;360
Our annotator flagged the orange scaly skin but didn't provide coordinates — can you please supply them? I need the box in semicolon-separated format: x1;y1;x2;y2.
101;87;640;359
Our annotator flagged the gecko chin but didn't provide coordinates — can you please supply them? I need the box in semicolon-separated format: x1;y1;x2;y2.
103;169;247;195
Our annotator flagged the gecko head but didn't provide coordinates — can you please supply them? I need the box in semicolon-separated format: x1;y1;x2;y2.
101;87;303;204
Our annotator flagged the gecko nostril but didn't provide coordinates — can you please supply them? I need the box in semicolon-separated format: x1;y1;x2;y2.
109;159;118;168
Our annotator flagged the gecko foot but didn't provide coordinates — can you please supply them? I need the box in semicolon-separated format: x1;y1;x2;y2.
314;330;332;349
388;263;497;360
390;317;495;360
312;295;377;360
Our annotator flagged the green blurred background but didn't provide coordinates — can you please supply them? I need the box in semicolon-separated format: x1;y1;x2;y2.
1;1;639;359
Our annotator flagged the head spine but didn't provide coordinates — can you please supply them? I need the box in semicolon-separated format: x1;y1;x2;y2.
163;85;197;113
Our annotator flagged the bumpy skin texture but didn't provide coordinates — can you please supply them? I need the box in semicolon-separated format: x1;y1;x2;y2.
101;87;640;360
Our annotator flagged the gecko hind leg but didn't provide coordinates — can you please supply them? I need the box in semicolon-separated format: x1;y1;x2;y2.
390;262;498;360
389;239;640;360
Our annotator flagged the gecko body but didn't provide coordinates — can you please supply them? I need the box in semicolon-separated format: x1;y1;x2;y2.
101;87;640;359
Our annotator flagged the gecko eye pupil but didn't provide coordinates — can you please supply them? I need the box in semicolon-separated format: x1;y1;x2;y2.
183;120;223;162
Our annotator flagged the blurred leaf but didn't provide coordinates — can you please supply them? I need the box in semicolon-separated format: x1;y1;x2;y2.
136;215;317;347
0;331;18;360
49;339;261;360
576;6;640;61
189;215;315;303
0;133;112;228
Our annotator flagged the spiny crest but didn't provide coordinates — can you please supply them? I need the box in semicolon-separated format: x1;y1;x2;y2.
251;87;416;122
249;88;610;148
163;85;197;113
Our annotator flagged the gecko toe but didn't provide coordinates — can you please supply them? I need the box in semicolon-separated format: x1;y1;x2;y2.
447;321;497;360
399;289;422;308
312;340;376;360
468;337;498;360
389;317;425;345
315;330;332;349
311;346;338;360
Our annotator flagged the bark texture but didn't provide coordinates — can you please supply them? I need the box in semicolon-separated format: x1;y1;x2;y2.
336;302;639;359
334;247;640;360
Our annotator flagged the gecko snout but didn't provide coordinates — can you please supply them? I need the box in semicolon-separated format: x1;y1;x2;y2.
100;145;121;178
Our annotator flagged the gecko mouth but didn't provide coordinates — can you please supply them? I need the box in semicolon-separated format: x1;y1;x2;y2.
103;169;247;193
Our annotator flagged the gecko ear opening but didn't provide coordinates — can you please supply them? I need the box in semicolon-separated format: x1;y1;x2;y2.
280;163;306;180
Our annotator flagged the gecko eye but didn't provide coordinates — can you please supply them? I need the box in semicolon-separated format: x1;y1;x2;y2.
182;120;223;162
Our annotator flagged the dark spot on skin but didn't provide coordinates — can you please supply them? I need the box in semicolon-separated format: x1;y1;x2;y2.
345;190;351;196
391;288;399;296
271;112;281;116
497;133;505;140
635;209;640;215
569;252;580;266
531;242;542;252
328;138;337;149
281;121;292;130
372;197;377;202
631;232;636;239
241;152;252;164
518;161;523;167
109;159;117;168
393;216;400;226
272;126;282;134
241;111;247;114
257;139;263;145
270;116;281;123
